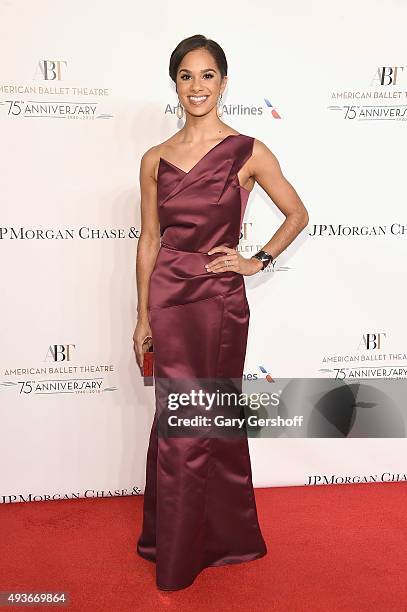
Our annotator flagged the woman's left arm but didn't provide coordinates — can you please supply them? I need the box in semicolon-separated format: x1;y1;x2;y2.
206;138;309;276
248;138;309;264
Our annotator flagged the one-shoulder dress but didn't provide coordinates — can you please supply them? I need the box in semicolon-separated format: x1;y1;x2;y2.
136;133;267;590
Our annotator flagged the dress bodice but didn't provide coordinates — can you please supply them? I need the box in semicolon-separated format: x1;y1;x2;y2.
156;134;254;253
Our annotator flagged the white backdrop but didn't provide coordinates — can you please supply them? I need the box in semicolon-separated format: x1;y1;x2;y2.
1;0;407;503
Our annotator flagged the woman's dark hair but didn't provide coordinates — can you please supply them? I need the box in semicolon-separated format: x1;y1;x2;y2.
169;34;228;83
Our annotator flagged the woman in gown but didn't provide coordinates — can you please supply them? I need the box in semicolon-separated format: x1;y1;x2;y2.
133;34;309;591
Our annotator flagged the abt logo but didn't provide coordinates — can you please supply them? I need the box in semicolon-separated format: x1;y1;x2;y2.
35;60;67;81
45;344;76;362
358;333;386;350
240;222;252;241
372;66;405;86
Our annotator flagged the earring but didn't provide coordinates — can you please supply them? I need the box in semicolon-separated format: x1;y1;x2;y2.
176;99;184;119
217;93;224;117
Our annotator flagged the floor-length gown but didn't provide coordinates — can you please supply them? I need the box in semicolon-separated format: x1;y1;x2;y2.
136;133;267;590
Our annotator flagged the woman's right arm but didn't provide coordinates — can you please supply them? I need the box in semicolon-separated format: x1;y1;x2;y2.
133;147;161;370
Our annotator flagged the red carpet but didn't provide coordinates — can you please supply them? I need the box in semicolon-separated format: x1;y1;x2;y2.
1;482;406;611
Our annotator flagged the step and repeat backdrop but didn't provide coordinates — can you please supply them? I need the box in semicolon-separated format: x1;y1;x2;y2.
1;0;407;503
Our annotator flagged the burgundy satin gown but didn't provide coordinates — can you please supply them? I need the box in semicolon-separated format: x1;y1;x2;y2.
136;133;267;590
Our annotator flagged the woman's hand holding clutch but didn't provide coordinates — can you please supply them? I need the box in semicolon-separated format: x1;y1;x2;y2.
133;318;154;375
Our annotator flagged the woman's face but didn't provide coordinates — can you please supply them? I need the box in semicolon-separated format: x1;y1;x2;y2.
176;47;227;117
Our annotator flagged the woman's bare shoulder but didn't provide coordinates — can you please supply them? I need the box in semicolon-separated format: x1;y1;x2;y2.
140;134;179;167
140;143;159;166
251;136;271;153
250;136;280;164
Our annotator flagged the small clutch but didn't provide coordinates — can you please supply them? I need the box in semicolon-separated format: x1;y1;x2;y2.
142;336;154;377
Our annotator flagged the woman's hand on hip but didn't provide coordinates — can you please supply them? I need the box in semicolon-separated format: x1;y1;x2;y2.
205;245;263;276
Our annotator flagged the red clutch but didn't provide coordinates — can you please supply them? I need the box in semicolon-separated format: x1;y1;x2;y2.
142;337;154;377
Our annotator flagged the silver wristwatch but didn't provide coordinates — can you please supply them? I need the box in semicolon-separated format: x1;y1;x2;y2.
252;249;274;270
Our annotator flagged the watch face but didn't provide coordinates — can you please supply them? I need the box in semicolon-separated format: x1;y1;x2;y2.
254;251;273;269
